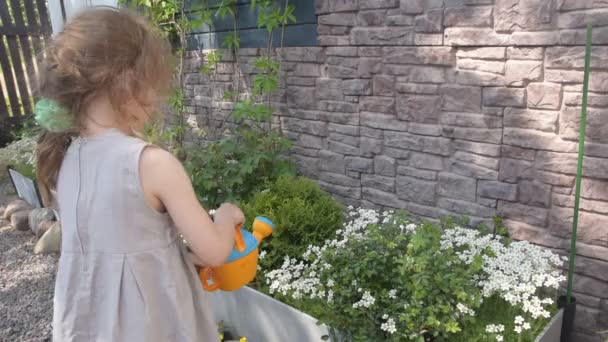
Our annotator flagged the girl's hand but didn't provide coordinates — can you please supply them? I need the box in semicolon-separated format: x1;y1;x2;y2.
214;203;245;229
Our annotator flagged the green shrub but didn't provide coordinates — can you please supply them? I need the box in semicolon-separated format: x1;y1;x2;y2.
241;175;343;274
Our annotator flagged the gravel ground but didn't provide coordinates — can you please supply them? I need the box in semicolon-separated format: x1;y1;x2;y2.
0;224;58;341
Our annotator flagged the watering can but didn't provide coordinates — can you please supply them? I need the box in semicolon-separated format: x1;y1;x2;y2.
200;216;274;291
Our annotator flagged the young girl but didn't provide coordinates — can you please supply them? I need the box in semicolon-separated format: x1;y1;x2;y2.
35;7;241;341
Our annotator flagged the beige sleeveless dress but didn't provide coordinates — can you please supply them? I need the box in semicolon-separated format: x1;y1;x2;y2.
53;129;219;342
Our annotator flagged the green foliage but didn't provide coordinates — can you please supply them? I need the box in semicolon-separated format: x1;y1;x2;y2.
242;175;343;273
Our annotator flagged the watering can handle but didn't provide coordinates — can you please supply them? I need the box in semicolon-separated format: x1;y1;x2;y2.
201;267;221;291
234;224;246;252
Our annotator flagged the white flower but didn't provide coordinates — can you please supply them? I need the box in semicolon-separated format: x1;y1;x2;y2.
382;314;389;320
514;326;522;334
522;322;531;330
380;317;397;334
388;289;397;299
353;291;375;309
515;316;524;325
496;335;503;342
259;250;267;260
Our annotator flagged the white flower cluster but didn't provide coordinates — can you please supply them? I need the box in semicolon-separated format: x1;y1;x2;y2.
440;227;565;320
457;302;475;316
353;290;375;309
380;317;397;334
486;324;505;341
513;315;532;334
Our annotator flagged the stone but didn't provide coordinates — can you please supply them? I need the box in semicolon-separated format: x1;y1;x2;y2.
319;13;357;26
397;166;437;180
316;0;359;13
329;132;359;147
396;95;441;123
437;173;477;201
400;0;424;14
527;83;562;110
438;198;496;218
361;127;383;139
329;123;359;136
498;201;548;227
316;78;344;101
3;199;33;220
535;170;575;187
343;79;372;95
444;28;511;46
498;158;535;183
546;46;608;69
501;145;535;161
293;155;319;178
550;207;608;246
441;126;503;144
351;27;415;45
505;60;543;86
362;187;405;208
361;113;408;131
564;92;608;108
415;9;443;33
454;151;499;170
282;118;328;136
561;107;608;144
444;6;493;27
361;174;395;192
478;198;498;208
506;47;544;60
494;0;553;32
383;47;454;66
326;47;358;57
37;220;55;238
319;172;360;187
359;47;383;57
282;47;324;62
390;66;446;83
560;26;608;45
409;152;444;171
384;131;451;156
414;33;444;45
590;72;608;93
374;155;396;177
327;65;359;79
456;47;506;59
361;137;383;157
558;0;594;10
373;75;395;96
409;123;442;136
293;63;322;77
387;15;415;26
511;31;559;46
504;127;580;153
287;77;317;87
453;140;501;157
319;181;361;199
359;0;398;8
28;208;55;236
451;70;505;87
329;140;359;155
558;8;608;29
11;210;30;232
503;107;559;133
478;181;518;201
396;83;439;94
319;150;345;174
439;85;482;113
287;87;316;109
384;147;411;160
358;10;389;26
396;176;436;205
457;59;506;75
581;178;608;201
449;160;499;180
518;180;551;207
358;58;383;77
34;222;62;254
295;133;326;150
407;202;441;218
319;101;359;114
360;97;396;114
573;274;608;299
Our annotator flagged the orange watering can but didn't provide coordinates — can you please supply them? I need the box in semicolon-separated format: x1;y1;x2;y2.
200;216;274;291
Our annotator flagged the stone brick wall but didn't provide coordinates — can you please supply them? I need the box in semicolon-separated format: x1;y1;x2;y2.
183;0;608;339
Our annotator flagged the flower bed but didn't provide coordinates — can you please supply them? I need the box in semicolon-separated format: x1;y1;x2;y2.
261;208;566;341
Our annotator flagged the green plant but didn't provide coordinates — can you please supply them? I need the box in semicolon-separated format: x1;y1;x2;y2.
241;175;343;275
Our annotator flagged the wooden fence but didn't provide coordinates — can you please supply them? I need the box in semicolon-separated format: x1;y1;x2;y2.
0;0;55;146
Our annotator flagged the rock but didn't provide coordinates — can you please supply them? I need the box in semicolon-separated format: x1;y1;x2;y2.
316;79;344;101
527;83;562;110
374;156;396;177
438;197;496;218
478;181;518;201
505;60;543;86
373;75;395;96
346;157;374;173
28;209;56;236
444;6;493;27
11;211;31;232
351;27;414;46
3;200;33;220
360;96;396;114
409;152;444;171
456;47;506;59
361;174;395;193
34;222;62;254
343;79;372;96
503;108;559;133
518;180;552;208
396;95;441;123
319;150;345;174
415;9;443;33
37;220;55;238
498;201;548;227
396;176;436;205
439;85;482;113
483;87;526;107
362;187;405;208
494;0;553;32
384;131;451;156
438;173;477;202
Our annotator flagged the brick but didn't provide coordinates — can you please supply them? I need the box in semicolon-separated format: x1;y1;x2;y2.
409;152;444;171
414;33;444;46
407;202;441;218
457;59;506;74
319;181;361;199
495;0;553;31
505;61;543;86
478;181;517;201
444;6;493;27
359;0;398;9
361;112;408;131
319;101;358;113
438;173;477;201
385;131;451;156
282;117;328;136
360;137;382;157
581;178;608;201
400;0;424;13
453;140;501;157
316;78;344;101
558;8;608;29
397;166;437;180
319;150;345;173
361;174;395;192
518;180;551;207
282;47;325;62
383;47;454;66
527;83;562;110
449;160;499;180
360;97;396;114
561;106;608;145
441;126;503;144
362;187;405;208
343;79;372;96
439;85;482;113
396;176;436;205
511;31;559;46
455;151;499;170
361;127;383;139
409;123;442;136
503;108;559;133
287;87;316;109
358;58;383;77
506;47;544;60
389;66;446;83
456;47;506;59
504;128;578;153
374;155;396;177
326;47;358;57
396;95;442;123
396;83;438;94
319;171;361;187
534;170;575;187
293;155;319;177
546;47;608;69
351;27;415;45
498;201;548;227
499;158;535;183
438;198;496;218
373;75;395;96
451;70;505;87
387;15;415;26
415;9;443;33
357;10;388;26
329;123;359;136
444;28;511;46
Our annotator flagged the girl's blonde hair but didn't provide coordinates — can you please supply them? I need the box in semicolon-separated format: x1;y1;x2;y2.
36;7;173;191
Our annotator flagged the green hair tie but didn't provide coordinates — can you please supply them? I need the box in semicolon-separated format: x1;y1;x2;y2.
34;98;73;132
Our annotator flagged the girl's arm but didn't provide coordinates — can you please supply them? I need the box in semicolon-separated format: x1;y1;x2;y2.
140;147;241;267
